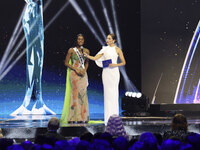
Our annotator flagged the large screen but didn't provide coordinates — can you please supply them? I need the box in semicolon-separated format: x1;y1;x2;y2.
141;0;200;104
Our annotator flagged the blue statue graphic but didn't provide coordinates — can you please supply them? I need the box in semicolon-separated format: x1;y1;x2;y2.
11;0;55;115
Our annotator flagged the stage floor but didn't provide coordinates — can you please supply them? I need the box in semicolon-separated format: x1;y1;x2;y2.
0;115;200;142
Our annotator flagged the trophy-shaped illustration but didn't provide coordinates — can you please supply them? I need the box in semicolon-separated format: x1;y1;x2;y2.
11;0;55;115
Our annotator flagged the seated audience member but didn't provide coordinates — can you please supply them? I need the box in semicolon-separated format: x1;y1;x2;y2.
45;117;65;140
68;137;80;150
7;144;24;150
163;113;191;142
185;132;200;150
54;140;70;150
35;117;65;146
105;114;128;139
161;139;181;150
138;132;159;150
21;140;34;150
113;136;129;150
90;139;112;150
179;143;193;150
129;141;143;150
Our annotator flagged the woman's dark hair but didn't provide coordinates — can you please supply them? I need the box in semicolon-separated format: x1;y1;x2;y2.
108;33;117;43
171;114;188;131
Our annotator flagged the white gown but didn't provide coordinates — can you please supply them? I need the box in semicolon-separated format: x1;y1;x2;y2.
95;46;120;124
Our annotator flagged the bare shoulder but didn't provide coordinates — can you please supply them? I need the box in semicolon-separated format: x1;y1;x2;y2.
115;46;122;53
68;48;74;53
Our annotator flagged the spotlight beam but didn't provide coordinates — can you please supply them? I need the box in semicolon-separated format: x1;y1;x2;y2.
0;0;70;80
0;5;26;72
111;0;122;48
69;0;104;45
0;0;53;75
84;0;106;40
100;0;114;34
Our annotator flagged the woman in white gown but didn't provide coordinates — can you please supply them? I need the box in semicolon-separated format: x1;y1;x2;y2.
84;34;126;124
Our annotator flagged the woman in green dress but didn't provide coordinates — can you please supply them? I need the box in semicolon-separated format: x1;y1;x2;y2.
61;34;90;124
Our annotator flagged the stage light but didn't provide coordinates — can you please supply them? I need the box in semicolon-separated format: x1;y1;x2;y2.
136;92;142;98
131;92;137;98
128;92;132;97
125;92;129;96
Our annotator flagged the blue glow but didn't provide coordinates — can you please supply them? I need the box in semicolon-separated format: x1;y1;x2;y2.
175;21;200;103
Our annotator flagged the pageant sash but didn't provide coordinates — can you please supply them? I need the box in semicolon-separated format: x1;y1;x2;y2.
73;47;85;69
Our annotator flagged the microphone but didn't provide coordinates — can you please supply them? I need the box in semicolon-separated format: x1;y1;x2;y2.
80;46;84;55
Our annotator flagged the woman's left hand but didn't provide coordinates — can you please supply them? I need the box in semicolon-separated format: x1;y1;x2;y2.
109;63;118;67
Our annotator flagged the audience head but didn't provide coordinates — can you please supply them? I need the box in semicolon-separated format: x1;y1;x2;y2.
171;114;188;131
47;117;60;131
21;140;34;150
179;143;193;150
186;132;200;150
113;136;129;150
129;141;143;150
139;132;158;150
68;137;80;147
161;139;181;150
41;144;53;150
54;140;70;150
7;144;24;150
91;139;112;150
105;114;128;139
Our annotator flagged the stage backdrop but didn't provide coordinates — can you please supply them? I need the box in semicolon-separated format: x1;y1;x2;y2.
0;0;140;118
141;0;200;104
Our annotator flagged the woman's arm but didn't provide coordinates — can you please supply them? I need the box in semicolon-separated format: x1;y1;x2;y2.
109;47;126;67
84;52;103;61
84;49;90;71
65;48;82;75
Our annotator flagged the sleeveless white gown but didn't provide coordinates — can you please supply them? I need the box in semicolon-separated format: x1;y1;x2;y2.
95;46;120;124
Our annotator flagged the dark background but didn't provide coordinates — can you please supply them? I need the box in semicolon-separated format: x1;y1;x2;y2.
141;0;200;103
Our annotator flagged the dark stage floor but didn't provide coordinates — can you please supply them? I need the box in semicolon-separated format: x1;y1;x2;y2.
0;114;200;143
